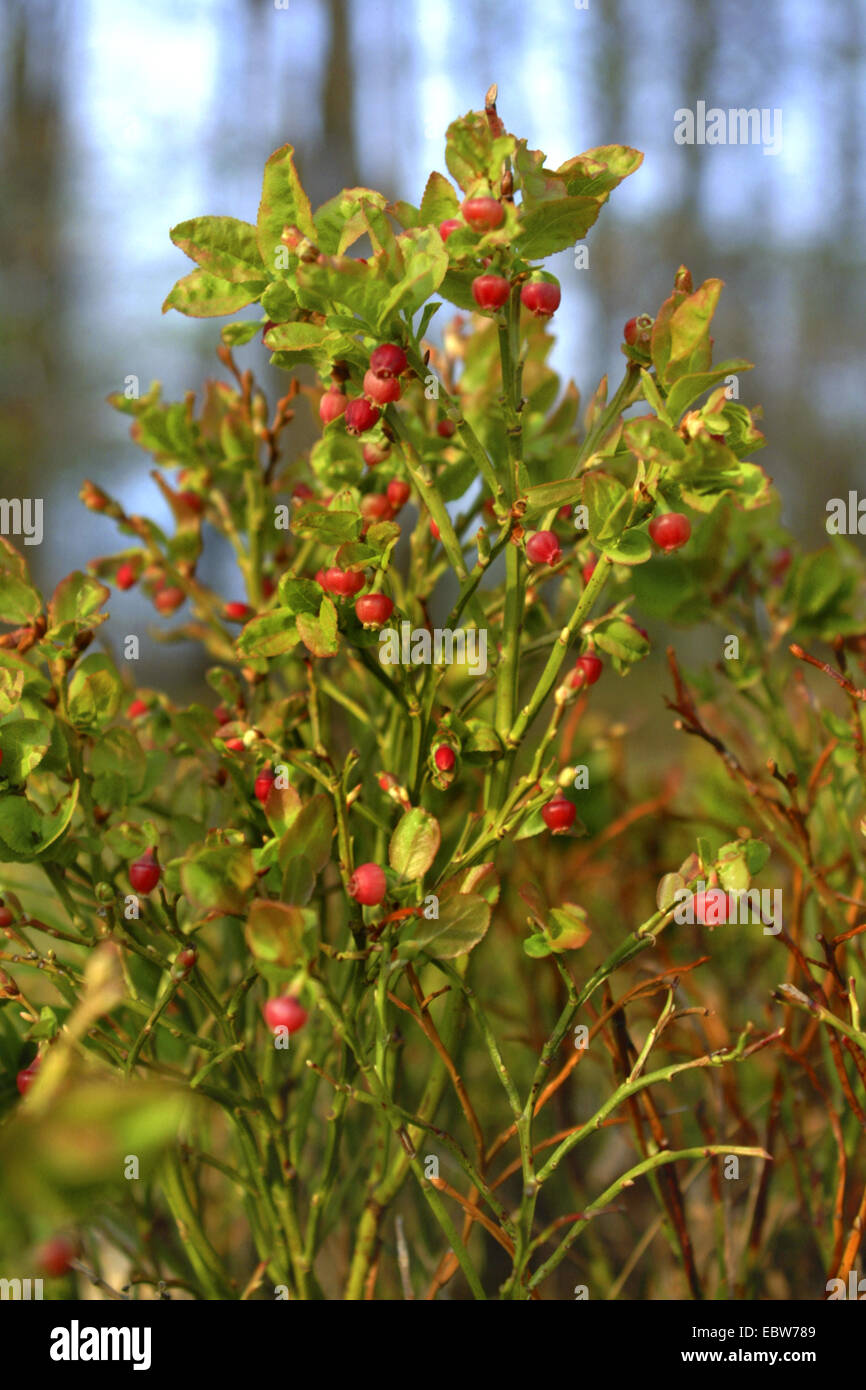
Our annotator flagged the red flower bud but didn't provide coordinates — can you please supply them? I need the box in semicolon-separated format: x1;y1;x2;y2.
649;513;691;553
438;219;462;241
525;530;561;565
319;388;348;425
434;745;456;772
254;767;276;804
16;1056;41;1095
348;862;387;906
461;197;505;232
369;344;407;378
355;594;394;627
363;370;402;405
386;479;411;511
345;398;381;436
472;274;510;311
129;848;160;895
570;654;603;688
116;563;137;590
263;996;308;1034
520;277;561;318
541;794;576;834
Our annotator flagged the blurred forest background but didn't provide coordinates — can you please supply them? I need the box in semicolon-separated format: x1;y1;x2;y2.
1;0;863;694
1;1;864;1302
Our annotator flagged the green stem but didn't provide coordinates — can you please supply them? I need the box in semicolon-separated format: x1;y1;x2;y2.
538;363;642;532
160;1148;235;1299
527;1146;770;1292
507;553;611;749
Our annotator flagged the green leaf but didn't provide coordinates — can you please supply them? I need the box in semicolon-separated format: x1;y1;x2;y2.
716;402;765;457
66;654;122;731
453;861;500;905
743;839;771;875
180;844;255;915
263;780;303;835
256;144;317;274
327;537;376;572
436;454;476;504
517;196;603;259
389;808;441;880
445;110;515;191
631;555;708;623
639;369;672;425
786;549;848;620
522;478;585;518
656;873;686;912
170;705;217;753
170;216;265;283
462;720;503;762
376;227;449;327
399;892;490;960
388;200;421;230
48;572;110;628
277;577;322;616
292;503;362;545
514;806;548;840
0;536;30;582
0;797;42;855
716;841;751;894
205;667;243;706
103;820;159;859
662;279;723;385
0;783;78;861
583;471;629;544
162;269;266;318
263;322;345;354
623;415;687;466
650;286;689;381
309;432;364;490
523;933;553;959
261;280;297;321
221;320;263;347
591;616;650;672
545;903;591;952
338;194;397;258
313;187;388;255
438;268;479;313
236;611;299;658
0;718;50;780
664;360;753;422
364;520;401;553
419;171;460;225
245;898;306;970
279;795;334;876
513;140;569;208
0;574;41;625
663;446;771;514
279;854;315;907
0;654;48;705
295;255;385;324
697;836;715;872
601;530;652;565
27;1005;60;1041
0;667;24;716
558;145;644;198
90;728;147;805
296;597;339;658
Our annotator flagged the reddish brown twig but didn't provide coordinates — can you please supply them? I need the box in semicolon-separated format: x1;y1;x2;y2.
790;643;866;701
